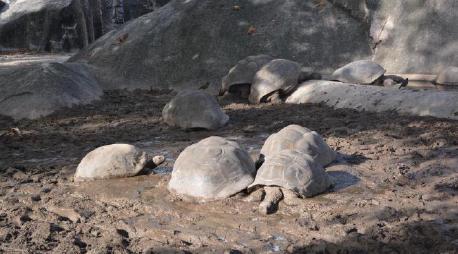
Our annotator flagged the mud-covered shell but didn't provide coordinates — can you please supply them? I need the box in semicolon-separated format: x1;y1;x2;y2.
162;90;229;130
75;144;148;181
332;60;386;84
261;124;336;166
250;150;332;197
436;66;458;85
168;136;256;201
221;55;274;94
249;59;301;104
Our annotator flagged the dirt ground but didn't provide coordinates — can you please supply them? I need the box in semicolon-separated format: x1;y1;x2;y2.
0;89;457;253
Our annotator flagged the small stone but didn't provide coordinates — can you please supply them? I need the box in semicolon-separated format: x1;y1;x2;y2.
12;171;29;182
31;222;51;244
297;212;319;231
31;194;41;202
152;155;165;166
48;206;82;223
13;214;31;226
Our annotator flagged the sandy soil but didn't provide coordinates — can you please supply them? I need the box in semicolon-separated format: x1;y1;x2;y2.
0;89;457;253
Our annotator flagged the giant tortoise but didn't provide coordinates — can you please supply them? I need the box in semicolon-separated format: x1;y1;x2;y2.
248;150;332;214
249;59;302;104
162;90;229;130
260;124;336;167
220;55;274;99
332;60;408;87
74;144;164;181
168;136;256;201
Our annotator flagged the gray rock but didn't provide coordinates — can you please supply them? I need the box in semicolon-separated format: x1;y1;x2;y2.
162;90;229;130
1;0;92;51
70;0;372;90
370;0;458;74
286;80;458;120
221;54;273;98
74;144;149;181
261;124;336;166
250;150;332;198
0;0;169;52
168;136;256;201
332;60;385;84
249;59;301;104
0;62;102;120
436;66;458;85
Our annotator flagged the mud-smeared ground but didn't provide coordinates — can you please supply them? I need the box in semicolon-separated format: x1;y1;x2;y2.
0;89;457;253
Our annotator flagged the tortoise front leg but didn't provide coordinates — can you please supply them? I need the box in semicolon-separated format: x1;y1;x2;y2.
259;186;283;214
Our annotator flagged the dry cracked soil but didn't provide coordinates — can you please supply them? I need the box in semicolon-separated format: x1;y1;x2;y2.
0;89;457;253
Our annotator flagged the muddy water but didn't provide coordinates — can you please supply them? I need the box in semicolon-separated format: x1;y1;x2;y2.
0;89;457;253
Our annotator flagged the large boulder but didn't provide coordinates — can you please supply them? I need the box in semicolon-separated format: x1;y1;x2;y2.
0;0;169;52
0;62;102;119
370;0;458;73
70;0;372;90
286;80;458;120
0;0;100;51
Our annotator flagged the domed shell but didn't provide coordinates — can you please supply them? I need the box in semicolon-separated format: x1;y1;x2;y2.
332;60;385;84
250;150;332;197
261;125;336;166
436;66;458;85
168;136;256;201
162;90;229;130
221;55;274;95
249;59;301;104
75;144;148;181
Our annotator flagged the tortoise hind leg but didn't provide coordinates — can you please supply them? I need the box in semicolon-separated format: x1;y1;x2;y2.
281;188;302;206
259;186;283;214
243;188;265;202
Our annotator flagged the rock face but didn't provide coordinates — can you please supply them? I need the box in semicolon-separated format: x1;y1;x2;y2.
0;0;95;51
436;66;458;85
75;144;148;181
370;0;458;74
331;60;385;84
168;136;256;201
0;62;102;120
249;59;301;104
0;0;170;52
250;150;332;198
261;125;336;167
71;0;372;90
162;90;229;130
286;80;458;120
67;0;457;90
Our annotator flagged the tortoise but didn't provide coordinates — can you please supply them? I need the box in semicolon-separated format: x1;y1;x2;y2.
249;59;302;104
220;55;274;99
260;124;336;167
162;90;229;130
247;150;332;214
168;136;256;201
74;144;165;181
332;60;408;87
435;66;458;86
